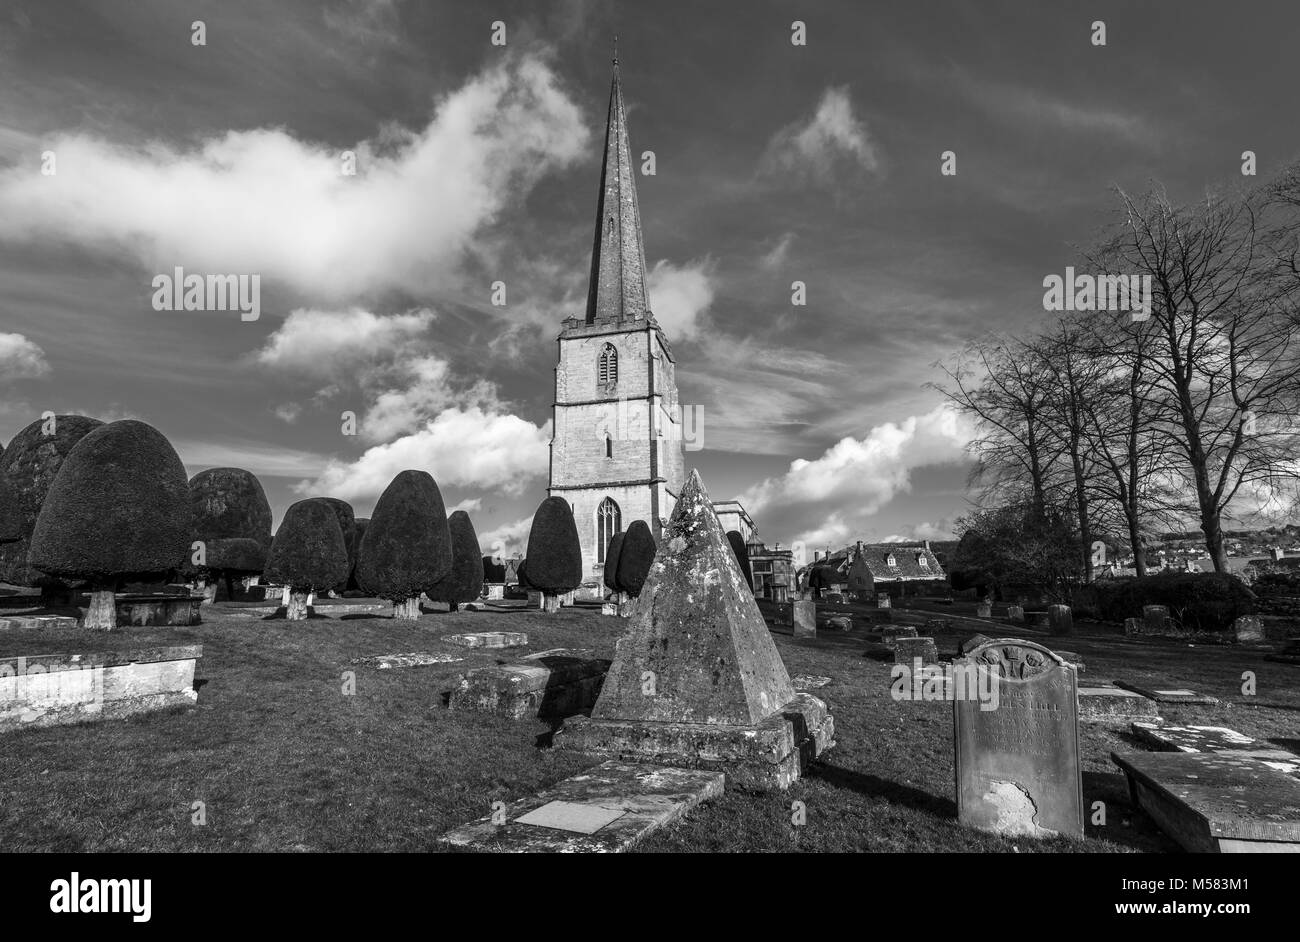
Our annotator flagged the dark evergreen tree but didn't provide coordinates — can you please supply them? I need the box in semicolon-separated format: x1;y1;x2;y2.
356;471;452;618
602;531;625;593
28;420;191;628
615;520;656;597
523;496;582;611
318;497;356;594
188;467;272;601
262;498;349;620
429;510;483;608
0;414;103;594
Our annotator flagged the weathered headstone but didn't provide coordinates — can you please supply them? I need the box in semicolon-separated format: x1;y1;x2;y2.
486;583;504;600
1233;615;1264;643
555;470;833;789
1007;605;1025;624
1124;617;1143;637
526;590;543;609
976;601;993;619
876;594;891;609
791;599;816;639
1143;605;1169;632
893;637;938;665
825;614;852;632
882;625;918;642
954;638;1084;839
1047;604;1072;636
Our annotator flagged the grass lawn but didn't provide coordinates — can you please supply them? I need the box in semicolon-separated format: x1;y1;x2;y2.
0;597;1295;852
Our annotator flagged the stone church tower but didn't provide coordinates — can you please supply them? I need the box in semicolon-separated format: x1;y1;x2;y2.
549;57;686;583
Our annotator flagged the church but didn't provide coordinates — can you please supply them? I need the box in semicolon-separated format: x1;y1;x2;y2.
548;57;686;586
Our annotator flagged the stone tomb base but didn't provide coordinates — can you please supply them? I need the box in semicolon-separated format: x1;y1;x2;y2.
449;651;611;720
554;692;833;790
1078;684;1159;724
1113;750;1300;852
436;761;723;853
0;644;202;733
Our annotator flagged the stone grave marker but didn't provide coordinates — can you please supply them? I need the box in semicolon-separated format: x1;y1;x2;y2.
1233;616;1264;643
976;600;993;618
352;652;463;669
893;637;938;665
555;469;833;790
1111;750;1300;852
791;599;816;639
1007;605;1025;624
876;594;891;609
442;631;528;650
1113;681;1219;705
1077;682;1158;725
1123;617;1142;636
825;614;852;632
1047;604;1072;636
954;638;1084;839
1143;605;1169;632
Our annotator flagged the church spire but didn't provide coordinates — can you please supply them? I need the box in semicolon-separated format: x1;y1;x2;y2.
584;51;650;324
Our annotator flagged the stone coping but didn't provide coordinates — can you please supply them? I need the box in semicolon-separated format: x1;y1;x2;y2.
0;644;202;674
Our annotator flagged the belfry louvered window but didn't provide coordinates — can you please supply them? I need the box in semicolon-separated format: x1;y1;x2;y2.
598;343;618;387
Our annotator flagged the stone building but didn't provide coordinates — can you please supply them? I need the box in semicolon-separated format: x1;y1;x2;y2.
800;540;947;599
548;58;686;587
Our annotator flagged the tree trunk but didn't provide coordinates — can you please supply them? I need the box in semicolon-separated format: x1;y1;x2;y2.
393;597;421;619
223;572;236;602
84;587;117;630
542;593;561;613
286;591;309;621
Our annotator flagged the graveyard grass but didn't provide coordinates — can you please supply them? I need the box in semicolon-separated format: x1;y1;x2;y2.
0;598;1295;852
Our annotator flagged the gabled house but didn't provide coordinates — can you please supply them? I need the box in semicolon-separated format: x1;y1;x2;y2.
800;540;947;599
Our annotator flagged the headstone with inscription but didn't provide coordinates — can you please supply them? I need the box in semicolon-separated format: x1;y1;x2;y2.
791;599;816;639
954;638;1084;840
1048;604;1073;636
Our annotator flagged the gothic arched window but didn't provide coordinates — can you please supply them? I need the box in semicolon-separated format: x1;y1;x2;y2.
597;497;622;563
598;343;618;388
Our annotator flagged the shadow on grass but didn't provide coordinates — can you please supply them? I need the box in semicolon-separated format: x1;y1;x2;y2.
812;761;956;816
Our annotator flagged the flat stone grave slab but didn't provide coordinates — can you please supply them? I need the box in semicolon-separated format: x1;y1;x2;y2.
435;760;724;853
1078;684;1159;724
0;644;202;733
893;637;938;665
791;674;832;690
1130;722;1300;774
228;599;392;617
1114;681;1219;705
955;639;1084;839
442;631;528;649
352;652;464;669
0;615;78;631
1112;750;1300;852
449;652;611;720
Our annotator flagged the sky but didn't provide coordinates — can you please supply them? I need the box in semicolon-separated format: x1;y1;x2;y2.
2;0;1299;556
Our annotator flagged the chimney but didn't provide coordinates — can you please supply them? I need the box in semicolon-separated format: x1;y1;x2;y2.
1272;546;1285;562
813;551;822;562
923;539;931;551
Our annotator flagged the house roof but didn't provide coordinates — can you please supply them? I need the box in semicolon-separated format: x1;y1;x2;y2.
801;541;946;582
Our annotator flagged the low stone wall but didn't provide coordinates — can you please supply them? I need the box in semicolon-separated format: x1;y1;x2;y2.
0;644;202;733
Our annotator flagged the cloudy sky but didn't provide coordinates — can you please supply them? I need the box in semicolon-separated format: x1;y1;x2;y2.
2;0;1298;555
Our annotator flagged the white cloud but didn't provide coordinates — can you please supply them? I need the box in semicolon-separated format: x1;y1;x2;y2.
296;406;550;502
648;258;715;341
740;406;974;545
760;232;795;271
882;519;958;543
448;497;483;514
176;438;329;478
274;403;302;424
760;87;880;183
479;514;533;558
0;54;589;300
255;308;435;376
0;332;50;380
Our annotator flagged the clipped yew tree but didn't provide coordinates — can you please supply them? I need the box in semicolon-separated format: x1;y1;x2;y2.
429;510;483;610
262;498;349;620
602;531;626;595
616;520;657;598
188;467;272;602
524;496;582;612
319;497;357;595
356;470;452;619
0;414;103;595
28;420;191;629
726;530;754;592
345;517;369;592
